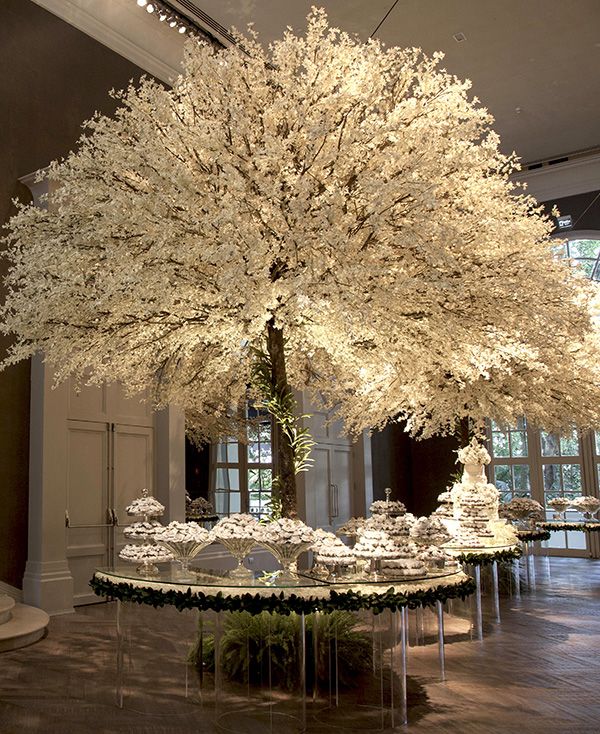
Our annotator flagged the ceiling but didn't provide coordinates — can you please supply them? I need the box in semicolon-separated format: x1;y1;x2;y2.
35;0;600;166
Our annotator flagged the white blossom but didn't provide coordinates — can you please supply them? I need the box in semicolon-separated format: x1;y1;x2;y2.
2;9;600;439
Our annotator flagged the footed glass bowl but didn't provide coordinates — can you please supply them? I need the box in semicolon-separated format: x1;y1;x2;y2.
261;541;313;582
215;536;257;578
156;539;211;579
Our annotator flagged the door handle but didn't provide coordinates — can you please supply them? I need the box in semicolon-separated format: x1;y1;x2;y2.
110;508;119;526
65;509;114;529
329;483;339;523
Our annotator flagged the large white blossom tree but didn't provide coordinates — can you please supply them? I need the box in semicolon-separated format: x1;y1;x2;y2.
3;9;600;515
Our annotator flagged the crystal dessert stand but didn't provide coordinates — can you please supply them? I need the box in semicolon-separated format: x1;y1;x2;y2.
92;566;472;729
445;543;520;639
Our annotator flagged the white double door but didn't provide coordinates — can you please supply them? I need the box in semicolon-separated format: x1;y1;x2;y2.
65;382;154;605
303;409;353;531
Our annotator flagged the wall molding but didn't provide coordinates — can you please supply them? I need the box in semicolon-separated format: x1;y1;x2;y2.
31;0;184;83
512;153;600;204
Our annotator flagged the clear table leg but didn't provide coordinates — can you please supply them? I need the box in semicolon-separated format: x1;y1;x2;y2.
474;565;483;641
436;600;446;682
492;560;501;623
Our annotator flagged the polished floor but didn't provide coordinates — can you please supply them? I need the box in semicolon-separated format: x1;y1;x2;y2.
0;557;599;733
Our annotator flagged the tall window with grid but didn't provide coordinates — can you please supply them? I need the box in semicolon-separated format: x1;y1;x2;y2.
211;407;274;519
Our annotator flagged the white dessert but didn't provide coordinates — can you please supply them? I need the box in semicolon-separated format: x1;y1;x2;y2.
119;543;172;562
312;531;355;565
153;521;210;544
212;513;260;540
125;489;165;518
123;520;162;540
410;516;452;546
370;499;407;517
255;518;316;545
353;529;399;560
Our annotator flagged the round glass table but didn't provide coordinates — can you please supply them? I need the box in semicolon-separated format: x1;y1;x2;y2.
93;565;474;728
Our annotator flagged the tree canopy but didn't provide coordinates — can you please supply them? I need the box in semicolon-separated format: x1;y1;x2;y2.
3;8;600;445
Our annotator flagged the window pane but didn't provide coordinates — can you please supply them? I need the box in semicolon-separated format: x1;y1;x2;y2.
542;464;562;493
492;432;509;457
540;433;560;457
216;444;227;462
227;443;239;463
259;468;272;490
561;464;582;494
259;441;272;462
568;239;600;259
559;432;579;456
248;468;260;490
513;465;530;494
575;260;595;278
259;422;271;443
510;431;528;457
494;465;512;501
248;442;261;462
229;493;241;513
215;467;239;491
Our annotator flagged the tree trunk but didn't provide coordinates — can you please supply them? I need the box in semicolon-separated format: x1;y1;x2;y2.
266;321;297;517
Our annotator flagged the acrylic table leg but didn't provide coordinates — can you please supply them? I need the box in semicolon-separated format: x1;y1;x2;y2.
213;611;223;712
528;543;537;590
313;611;319;703
415;605;424;645
474;565;483;641
492;560;501;623
524;542;531;588
513;557;521;600
400;607;408;726
334;619;339;708
300;612;307;728
115;599;124;708
436;600;446;682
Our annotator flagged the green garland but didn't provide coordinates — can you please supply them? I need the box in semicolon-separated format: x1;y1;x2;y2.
455;547;522;566
516;529;551;542
89;575;476;616
538;521;600;532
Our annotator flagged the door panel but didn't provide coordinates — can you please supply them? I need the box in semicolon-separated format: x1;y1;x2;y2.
112;424;154;560
331;447;352;529
65;420;110;605
306;447;331;529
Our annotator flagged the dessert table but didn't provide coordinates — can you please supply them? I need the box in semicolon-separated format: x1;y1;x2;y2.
538;519;600;533
92;565;474;728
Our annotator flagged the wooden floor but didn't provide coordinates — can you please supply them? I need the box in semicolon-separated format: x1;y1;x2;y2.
0;557;599;733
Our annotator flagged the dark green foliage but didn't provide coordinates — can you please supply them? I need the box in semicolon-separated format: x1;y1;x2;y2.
191;611;371;691
456;548;522;565
90;575;477;614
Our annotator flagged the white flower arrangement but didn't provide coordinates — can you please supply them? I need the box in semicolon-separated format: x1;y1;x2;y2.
119;543;172;563
570;495;600;514
547;497;571;513
500;497;545;521
153;521;210;544
125;489;165;518
255;518;316;545
457;438;491;466
212;513;260;540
